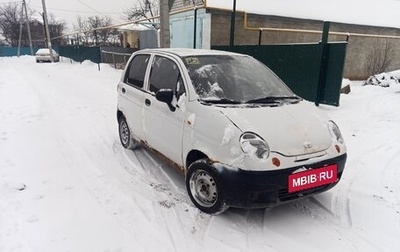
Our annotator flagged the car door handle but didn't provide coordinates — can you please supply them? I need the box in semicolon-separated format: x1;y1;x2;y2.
121;87;126;94
145;99;151;106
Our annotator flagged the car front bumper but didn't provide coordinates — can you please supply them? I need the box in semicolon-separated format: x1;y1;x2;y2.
215;153;347;209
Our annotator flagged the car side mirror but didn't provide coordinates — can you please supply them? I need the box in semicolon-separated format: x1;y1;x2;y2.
155;89;176;112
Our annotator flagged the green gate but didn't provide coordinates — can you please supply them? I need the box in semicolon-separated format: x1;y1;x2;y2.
213;42;347;106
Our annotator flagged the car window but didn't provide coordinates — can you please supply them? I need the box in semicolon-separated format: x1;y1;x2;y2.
125;54;150;88
183;55;294;103
36;49;57;54
149;56;184;95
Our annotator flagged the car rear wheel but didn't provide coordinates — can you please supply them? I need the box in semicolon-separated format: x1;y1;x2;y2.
186;159;228;214
118;116;138;149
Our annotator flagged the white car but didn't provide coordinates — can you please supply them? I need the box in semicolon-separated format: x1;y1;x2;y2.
35;48;59;63
117;48;347;214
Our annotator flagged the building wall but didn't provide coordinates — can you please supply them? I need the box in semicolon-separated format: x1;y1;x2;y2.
208;9;400;80
170;9;211;49
329;23;400;79
123;31;139;48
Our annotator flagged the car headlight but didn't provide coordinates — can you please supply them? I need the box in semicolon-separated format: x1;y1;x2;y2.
328;121;344;144
239;132;270;159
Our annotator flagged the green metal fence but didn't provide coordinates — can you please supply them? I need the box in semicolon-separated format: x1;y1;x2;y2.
0;46;102;64
0;46;38;57
58;46;101;64
213;42;347;106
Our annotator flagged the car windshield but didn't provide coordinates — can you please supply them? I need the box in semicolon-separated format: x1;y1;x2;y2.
182;54;296;104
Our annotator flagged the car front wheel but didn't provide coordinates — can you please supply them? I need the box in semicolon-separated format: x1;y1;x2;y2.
186;159;228;214
118;116;138;149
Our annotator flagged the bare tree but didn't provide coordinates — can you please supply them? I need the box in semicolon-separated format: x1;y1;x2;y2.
0;2;22;46
87;16;102;45
88;16;113;45
107;28;121;46
124;0;159;22
364;38;395;76
1;2;65;47
47;14;66;46
73;15;116;46
73;15;91;45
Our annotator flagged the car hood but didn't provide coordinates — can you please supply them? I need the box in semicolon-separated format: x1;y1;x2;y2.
219;101;332;157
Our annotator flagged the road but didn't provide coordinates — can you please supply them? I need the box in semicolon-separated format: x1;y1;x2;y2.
0;56;399;252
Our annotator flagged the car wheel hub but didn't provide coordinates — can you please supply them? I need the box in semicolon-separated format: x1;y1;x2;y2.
190;170;218;207
120;121;129;144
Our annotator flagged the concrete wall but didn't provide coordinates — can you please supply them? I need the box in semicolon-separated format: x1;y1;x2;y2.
208;9;400;80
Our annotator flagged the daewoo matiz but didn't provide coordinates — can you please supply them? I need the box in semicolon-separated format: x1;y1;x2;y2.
117;48;347;214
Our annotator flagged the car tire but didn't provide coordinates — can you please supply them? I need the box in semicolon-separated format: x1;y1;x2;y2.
118;116;138;149
186;159;228;214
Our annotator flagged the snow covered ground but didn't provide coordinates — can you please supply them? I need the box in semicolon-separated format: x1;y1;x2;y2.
0;56;399;252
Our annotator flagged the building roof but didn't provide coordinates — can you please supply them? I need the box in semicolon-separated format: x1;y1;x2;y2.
118;23;156;31
205;0;400;28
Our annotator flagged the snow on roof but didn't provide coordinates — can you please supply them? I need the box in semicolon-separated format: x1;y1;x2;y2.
118;23;156;31
206;0;400;28
30;14;44;24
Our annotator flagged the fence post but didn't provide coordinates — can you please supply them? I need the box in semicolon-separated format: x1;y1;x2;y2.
112;53;117;69
97;46;101;71
316;21;330;106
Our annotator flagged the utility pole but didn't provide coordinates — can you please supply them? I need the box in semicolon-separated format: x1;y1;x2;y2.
159;0;170;48
23;0;33;55
17;0;34;56
17;3;24;56
41;0;54;62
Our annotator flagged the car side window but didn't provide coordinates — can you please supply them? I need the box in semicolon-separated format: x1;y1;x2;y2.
149;56;185;95
125;54;150;88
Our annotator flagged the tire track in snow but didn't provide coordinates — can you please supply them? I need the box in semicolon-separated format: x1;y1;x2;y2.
289;195;383;251
131;147;214;248
381;150;400;214
113;142;213;249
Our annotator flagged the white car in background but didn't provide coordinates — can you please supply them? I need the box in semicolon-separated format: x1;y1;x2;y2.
117;48;347;214
35;48;59;63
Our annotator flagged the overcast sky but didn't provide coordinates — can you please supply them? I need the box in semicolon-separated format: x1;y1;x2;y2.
2;0;400;31
27;0;133;29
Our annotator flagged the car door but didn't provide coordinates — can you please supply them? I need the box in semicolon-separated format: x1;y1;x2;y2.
142;55;186;166
118;54;151;142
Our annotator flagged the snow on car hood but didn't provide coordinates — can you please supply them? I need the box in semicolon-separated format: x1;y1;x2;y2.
219;101;332;157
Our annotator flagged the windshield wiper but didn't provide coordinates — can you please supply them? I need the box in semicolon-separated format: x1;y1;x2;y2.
200;98;242;104
245;96;300;104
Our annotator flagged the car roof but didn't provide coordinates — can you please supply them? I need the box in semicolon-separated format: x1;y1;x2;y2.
137;48;243;58
36;48;56;53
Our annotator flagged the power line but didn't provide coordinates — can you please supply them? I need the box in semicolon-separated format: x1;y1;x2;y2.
0;0;20;2
76;0;110;18
29;4;121;15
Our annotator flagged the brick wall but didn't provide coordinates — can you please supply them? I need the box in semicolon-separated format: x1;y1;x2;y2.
209;9;400;80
